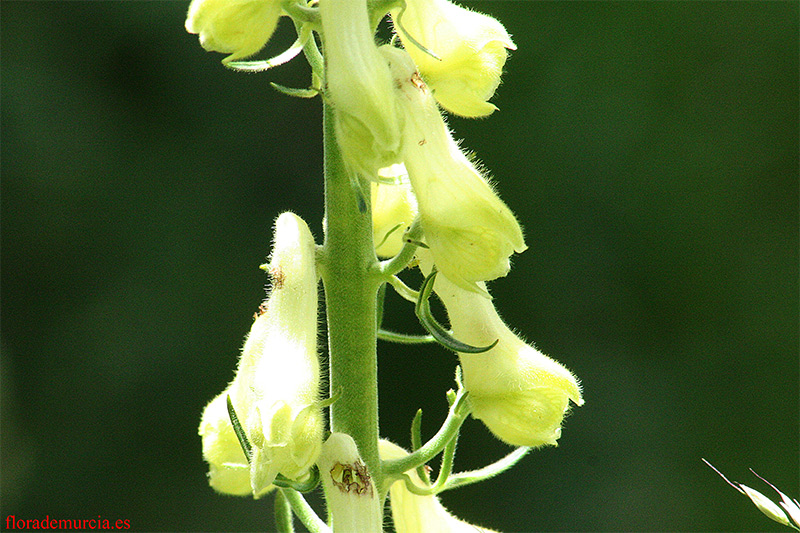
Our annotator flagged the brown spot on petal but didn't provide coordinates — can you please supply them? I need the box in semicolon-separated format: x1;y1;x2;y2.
330;460;373;497
269;266;285;289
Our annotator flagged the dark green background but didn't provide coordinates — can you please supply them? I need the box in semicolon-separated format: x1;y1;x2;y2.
2;1;797;531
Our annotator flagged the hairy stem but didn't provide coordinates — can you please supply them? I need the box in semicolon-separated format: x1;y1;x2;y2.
320;100;383;527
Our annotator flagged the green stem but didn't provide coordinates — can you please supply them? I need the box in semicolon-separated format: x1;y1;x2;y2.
281;489;330;533
443;447;531;492
378;218;422;279
274;490;295;533
377;329;436;344
382;385;470;483
319;101;383;525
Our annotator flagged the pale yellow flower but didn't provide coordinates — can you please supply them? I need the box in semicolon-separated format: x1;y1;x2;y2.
392;0;515;117
198;212;323;496
420;252;583;447
185;0;283;63
382;46;525;291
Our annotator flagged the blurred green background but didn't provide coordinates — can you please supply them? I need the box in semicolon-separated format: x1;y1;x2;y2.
2;1;797;531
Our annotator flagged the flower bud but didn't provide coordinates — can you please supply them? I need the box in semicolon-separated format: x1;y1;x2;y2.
198;212;323;496
392;0;515;117
420;253;583;447
380;440;498;532
372;164;418;258
321;0;402;177
383;46;525;291
185;0;283;63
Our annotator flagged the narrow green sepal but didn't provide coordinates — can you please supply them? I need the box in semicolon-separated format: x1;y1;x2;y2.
410;409;429;483
270;83;319;99
377;329;437;344
415;270;498;354
375;223;404;252
411;409;423;451
227;395;253;463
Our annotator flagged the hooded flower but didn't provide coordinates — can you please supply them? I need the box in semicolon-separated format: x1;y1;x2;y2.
391;0;516;117
321;0;402;178
198;212;323;496
382;46;525;291
185;0;283;63
419;252;583;447
380;440;499;532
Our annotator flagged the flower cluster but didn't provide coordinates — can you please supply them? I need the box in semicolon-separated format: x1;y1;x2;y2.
326;37;525;291
198;212;323;497
188;0;586;529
